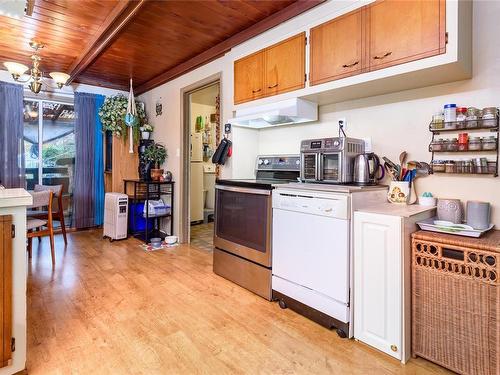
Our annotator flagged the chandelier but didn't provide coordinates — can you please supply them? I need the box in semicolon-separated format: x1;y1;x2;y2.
3;41;69;94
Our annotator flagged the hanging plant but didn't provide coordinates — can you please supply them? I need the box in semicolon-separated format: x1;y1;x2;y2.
98;94;147;141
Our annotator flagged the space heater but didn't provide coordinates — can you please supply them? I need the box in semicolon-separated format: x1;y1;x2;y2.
103;193;129;241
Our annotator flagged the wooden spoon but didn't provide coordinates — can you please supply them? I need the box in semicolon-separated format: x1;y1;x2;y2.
399;151;407;179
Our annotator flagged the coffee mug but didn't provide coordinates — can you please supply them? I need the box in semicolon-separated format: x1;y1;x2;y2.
466;201;491;230
437;198;463;224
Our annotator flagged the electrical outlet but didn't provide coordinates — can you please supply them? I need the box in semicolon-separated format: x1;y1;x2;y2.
362;137;373;152
338;117;347;129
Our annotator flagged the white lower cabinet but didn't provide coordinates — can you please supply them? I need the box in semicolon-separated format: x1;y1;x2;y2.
353;207;435;364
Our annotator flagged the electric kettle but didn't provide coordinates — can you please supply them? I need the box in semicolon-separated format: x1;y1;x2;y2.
353;152;384;185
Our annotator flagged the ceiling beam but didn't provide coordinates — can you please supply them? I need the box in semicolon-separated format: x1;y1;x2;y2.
67;0;146;84
135;0;325;95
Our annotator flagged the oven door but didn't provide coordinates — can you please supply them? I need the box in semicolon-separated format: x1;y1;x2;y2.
301;153;319;181
320;152;342;182
214;185;272;267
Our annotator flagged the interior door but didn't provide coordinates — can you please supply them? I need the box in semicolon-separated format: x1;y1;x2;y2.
1;215;13;368
264;33;306;97
310;8;364;85
234;52;264;104
367;0;446;71
272;208;349;303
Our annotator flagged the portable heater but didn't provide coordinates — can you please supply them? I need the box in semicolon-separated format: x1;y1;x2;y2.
103;193;129;241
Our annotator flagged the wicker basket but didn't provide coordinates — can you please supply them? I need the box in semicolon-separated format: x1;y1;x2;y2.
412;231;499;375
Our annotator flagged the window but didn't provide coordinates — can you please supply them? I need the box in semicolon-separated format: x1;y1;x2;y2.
23;99;76;227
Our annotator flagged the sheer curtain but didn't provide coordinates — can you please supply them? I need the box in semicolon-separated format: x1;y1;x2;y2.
73;92;105;229
0;81;25;188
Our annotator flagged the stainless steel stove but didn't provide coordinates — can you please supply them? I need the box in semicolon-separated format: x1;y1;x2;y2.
213;155;300;300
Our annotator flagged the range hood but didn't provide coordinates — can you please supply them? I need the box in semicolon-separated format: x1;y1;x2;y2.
229;98;317;129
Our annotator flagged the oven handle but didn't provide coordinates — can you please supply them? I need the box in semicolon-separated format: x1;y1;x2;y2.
215;184;271;196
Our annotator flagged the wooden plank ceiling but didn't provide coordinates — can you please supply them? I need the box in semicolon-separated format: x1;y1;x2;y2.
0;0;323;94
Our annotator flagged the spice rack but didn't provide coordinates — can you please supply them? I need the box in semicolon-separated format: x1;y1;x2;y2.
428;117;499;177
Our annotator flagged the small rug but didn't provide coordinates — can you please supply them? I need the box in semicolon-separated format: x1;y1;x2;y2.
140;242;179;252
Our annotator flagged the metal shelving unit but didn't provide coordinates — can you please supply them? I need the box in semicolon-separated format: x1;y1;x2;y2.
123;179;174;243
428;117;499;177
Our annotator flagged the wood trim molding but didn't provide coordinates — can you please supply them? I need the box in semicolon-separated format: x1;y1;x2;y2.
135;0;325;95
67;0;147;84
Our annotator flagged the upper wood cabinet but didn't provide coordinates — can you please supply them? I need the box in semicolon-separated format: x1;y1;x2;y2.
234;52;264;104
1;215;13;369
366;0;446;71
310;0;446;86
264;33;306;97
234;32;305;105
310;8;364;86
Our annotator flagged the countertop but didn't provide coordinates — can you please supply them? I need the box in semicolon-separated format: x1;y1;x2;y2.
0;188;32;208
356;202;436;218
273;182;388;193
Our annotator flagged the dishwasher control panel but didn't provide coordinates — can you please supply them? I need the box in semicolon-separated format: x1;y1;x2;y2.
272;189;349;219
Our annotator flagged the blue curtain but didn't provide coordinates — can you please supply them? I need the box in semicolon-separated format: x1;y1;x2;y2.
73;92;105;228
94;95;105;226
0;81;25;188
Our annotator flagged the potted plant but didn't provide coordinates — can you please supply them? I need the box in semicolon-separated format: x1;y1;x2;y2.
140;123;154;140
143;142;167;181
98;94;147;141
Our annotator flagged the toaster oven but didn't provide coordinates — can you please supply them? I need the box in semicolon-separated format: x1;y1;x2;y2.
300;137;364;183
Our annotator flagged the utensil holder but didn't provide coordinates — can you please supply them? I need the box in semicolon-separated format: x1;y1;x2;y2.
387;181;410;204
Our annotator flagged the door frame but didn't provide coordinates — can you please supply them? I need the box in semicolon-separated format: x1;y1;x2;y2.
180;73;221;244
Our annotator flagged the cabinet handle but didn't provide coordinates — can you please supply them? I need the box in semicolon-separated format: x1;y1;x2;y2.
268;83;278;89
252;88;261;93
342;61;359;68
373;51;392;60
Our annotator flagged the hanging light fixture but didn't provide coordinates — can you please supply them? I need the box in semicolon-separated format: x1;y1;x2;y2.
3;41;70;94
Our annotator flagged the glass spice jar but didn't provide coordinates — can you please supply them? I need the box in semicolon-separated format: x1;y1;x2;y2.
445;138;459;151
458;133;469;151
464;159;473;174
482;136;497;150
456;107;467;129
481;107;498;128
432;160;446;173
469;137;482;151
445;161;456;173
466;107;479;128
432;112;445;130
430;139;444;151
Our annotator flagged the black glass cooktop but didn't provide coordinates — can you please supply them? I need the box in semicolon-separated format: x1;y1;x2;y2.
216;178;294;190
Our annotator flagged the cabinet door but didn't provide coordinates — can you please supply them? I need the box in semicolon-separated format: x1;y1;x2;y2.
310;8;364;86
353;212;402;360
367;0;446;71
234;52;264;104
264;33;305;96
1;215;13;368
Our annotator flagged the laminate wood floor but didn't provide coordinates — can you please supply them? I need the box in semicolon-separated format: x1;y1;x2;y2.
27;230;451;374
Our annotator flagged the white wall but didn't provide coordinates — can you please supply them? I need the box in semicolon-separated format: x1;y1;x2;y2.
139;0;500;234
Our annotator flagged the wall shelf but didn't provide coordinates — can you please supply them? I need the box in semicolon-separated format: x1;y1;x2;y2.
429;114;499;177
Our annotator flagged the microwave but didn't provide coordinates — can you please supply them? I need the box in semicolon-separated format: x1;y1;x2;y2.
300;137;364;183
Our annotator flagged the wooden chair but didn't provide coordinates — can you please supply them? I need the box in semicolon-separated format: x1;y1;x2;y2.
29;184;67;245
27;190;55;265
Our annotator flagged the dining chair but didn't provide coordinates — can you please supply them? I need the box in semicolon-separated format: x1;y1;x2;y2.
29;184;67;245
27;190;55;265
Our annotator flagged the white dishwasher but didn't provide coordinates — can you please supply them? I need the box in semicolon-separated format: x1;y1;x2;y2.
272;188;351;338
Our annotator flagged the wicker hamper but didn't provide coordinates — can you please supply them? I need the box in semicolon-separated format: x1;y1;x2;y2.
412;230;500;375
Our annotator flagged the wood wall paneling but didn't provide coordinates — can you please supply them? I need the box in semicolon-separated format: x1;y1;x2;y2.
0;215;13;369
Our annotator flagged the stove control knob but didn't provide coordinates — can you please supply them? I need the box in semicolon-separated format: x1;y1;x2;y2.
258;159;264;165
295;160;300;165
263;159;270;165
333;140;340;147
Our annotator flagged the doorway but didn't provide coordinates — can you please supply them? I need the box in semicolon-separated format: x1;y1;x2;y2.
184;81;220;250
